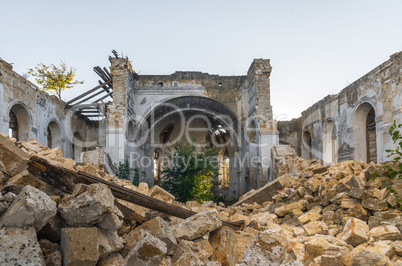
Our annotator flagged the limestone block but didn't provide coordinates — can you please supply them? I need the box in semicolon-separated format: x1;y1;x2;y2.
340;198;360;209
340;217;369;247
346;174;366;190
97;205;123;231
38;147;63;161
173;252;203;266
58;183;114;226
351;249;392;266
0;185;57;230
97;228;125;258
149;185;175;203
121;231;167;266
175;209;222;241
298;212;322;224
303;221;328;236
97;253;124;266
369;225;401;241
0;227;45;265
121;228;146;257
60;227;99;266
209;226;238;266
0;133;30;176
362;198;389;211
274;200;306;217
393;241;402;256
241;230;287;265
17;138;47;154
137;182;150;195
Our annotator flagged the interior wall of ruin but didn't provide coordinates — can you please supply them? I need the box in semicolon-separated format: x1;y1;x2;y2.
278;51;402;164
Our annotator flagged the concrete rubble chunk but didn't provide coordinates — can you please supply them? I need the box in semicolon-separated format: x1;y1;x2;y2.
60;227;99;266
0;133;30;176
340;217;369;247
0;185;57;231
58;183;115;226
121;231;167;266
0;227;45;265
175;209;222;241
209;226;238;266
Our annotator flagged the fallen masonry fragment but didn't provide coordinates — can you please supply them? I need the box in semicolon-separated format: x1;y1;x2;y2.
2;133;402;264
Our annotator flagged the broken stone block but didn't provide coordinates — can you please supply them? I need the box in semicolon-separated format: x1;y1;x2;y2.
348;187;365;199
303;220;328;236
209;226;238;266
137;182;150;195
0;133;30;176
121;231;167;266
58;183;114;226
60;227;99;266
0;185;57;231
369;224;401;241
97;205;124;231
149;185;175;203
274;200;306;217
173;252;203;266
97;228;125;258
340;217;369;247
305;235;352;264
241;230;288;265
362;198;389;211
346;174;366;190
340;198;360;209
312;165;327;174
97;253;124;266
0;227;45;265
175;209;222;241
392;241;402;256
121;228;147;257
351;249;392;266
298;212;322;224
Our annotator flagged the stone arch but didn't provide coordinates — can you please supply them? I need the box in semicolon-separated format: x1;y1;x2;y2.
133;96;245;199
8;102;32;141
47;120;62;149
353;102;377;163
322;120;337;164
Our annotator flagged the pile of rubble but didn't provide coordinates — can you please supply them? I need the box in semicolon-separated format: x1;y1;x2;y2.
1;133;402;265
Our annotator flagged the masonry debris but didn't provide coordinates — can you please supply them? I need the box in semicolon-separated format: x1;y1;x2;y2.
2;133;402;265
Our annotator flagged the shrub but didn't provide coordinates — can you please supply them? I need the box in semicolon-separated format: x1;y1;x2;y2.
114;161;139;186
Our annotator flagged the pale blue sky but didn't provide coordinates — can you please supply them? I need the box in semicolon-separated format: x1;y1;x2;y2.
1;0;402;119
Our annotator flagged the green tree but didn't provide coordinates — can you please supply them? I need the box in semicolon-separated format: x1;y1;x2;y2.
28;61;83;99
372;120;402;208
114;161;139;186
161;140;220;203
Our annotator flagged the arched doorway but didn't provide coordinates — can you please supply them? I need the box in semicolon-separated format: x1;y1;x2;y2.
8;103;31;141
353;103;377;163
323;121;337;164
302;131;313;160
47;121;62;149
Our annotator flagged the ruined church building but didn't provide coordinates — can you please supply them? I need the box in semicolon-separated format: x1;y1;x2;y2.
1;51;401;200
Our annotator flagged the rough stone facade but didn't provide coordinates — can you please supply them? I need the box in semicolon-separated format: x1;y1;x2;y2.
279;51;402;165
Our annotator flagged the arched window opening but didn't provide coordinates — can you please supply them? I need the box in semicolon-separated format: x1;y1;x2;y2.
47;126;52;148
221;149;230;186
9;110;18;139
366;108;377;163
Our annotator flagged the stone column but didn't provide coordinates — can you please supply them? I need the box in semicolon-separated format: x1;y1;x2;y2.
105;57;134;166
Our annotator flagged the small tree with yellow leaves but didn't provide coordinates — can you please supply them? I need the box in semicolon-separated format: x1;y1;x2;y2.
28;61;84;99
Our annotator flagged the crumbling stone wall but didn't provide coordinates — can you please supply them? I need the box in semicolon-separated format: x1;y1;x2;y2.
0;59;100;161
279;51;402;164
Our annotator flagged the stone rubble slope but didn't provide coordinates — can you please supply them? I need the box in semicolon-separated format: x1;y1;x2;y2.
1;134;402;265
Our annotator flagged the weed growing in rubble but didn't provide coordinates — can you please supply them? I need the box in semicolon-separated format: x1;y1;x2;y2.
372;120;402;208
161;140;220;203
